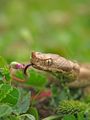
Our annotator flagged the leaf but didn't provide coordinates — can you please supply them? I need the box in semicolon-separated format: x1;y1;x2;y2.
63;115;75;120
3;115;22;120
0;84;19;106
0;67;11;82
0;84;13;102
13;88;31;114
0;56;7;68
50;84;69;107
2;67;11;81
0;71;3;81
15;70;25;80
42;115;61;120
2;87;19;107
26;69;48;88
21;114;35;120
0;104;12;118
29;107;39;120
78;112;87;120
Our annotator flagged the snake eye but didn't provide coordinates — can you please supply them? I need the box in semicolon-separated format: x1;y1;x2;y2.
45;58;53;66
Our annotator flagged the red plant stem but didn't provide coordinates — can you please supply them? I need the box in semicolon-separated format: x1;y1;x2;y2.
12;75;26;82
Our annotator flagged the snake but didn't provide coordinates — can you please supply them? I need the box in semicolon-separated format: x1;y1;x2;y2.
24;52;90;88
24;52;80;83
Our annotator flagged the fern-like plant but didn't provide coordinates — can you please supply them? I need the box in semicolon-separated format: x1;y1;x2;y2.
57;100;88;117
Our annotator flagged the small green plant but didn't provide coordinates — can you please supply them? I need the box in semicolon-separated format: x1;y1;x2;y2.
43;100;90;120
57;100;89;119
0;57;41;120
1;56;90;120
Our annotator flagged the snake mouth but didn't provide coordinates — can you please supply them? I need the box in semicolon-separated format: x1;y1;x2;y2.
24;62;43;75
23;62;46;75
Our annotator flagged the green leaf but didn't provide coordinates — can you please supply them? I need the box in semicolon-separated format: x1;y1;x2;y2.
26;69;48;88
0;104;12;118
42;115;61;120
2;87;19;107
0;84;13;102
0;67;11;82
63;115;75;120
2;67;11;81
15;70;25;80
29;107;39;120
21;114;35;120
3;115;20;120
0;56;7;68
13;88;31;114
0;84;19;106
78;112;87;120
0;71;3;81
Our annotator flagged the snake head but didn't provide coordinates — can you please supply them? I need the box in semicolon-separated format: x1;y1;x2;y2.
31;52;53;71
31;52;80;74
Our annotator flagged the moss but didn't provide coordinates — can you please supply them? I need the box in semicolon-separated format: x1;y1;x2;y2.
57;100;88;116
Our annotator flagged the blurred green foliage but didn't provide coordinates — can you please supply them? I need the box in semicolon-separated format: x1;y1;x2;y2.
0;0;89;62
0;63;38;119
